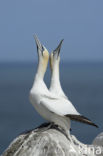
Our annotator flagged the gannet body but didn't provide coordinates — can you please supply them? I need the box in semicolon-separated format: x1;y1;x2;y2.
30;36;98;133
29;36;51;120
29;36;77;131
49;40;98;128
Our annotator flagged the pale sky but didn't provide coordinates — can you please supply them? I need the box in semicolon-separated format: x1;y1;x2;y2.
0;0;103;62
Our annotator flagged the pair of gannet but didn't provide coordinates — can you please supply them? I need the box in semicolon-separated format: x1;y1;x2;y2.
30;36;98;133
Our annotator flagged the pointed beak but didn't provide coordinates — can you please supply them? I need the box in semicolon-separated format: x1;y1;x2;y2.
53;39;64;59
34;35;44;56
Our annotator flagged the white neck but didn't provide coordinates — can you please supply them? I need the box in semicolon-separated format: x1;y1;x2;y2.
35;58;45;80
50;61;61;86
50;61;65;96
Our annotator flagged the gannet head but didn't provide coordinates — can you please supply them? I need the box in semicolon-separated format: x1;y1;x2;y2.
50;39;64;70
42;47;49;72
34;35;49;76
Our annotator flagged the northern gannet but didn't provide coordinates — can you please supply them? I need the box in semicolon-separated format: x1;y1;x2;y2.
49;39;67;99
49;40;98;128
29;36;77;131
29;36;51;120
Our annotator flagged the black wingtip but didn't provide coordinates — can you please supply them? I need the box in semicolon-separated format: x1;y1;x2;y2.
81;115;99;128
65;114;99;128
93;124;99;128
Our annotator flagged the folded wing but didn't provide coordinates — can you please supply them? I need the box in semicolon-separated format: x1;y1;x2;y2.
40;96;80;116
40;96;98;128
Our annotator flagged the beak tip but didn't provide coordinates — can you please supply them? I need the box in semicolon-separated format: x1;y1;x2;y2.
62;39;64;42
33;34;37;40
53;38;64;57
60;39;64;45
33;35;44;56
34;35;39;44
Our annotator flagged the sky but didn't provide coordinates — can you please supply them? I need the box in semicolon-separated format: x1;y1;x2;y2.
0;0;103;62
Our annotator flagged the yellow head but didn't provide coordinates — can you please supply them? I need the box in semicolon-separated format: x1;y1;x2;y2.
41;48;49;73
34;35;49;78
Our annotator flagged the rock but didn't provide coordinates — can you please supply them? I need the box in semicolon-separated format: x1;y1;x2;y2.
92;132;103;156
93;132;103;146
1;123;101;156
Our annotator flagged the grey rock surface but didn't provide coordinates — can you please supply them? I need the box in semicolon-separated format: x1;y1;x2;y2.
93;132;103;146
1;123;102;156
92;132;103;156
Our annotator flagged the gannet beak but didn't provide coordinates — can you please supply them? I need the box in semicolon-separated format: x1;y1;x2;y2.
34;35;45;56
53;39;64;59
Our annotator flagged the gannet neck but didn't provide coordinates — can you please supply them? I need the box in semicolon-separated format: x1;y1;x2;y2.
36;58;47;80
50;54;64;95
50;58;61;86
50;40;66;97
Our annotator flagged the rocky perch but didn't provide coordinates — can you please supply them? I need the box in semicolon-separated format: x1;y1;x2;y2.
1;123;103;156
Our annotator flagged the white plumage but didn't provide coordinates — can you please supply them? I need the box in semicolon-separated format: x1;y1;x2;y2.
30;36;98;132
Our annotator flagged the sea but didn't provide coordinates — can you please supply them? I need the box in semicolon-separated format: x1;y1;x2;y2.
0;62;103;154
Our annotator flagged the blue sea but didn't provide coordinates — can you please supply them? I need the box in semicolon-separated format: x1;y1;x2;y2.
0;62;103;154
